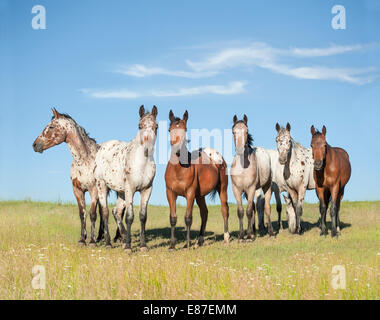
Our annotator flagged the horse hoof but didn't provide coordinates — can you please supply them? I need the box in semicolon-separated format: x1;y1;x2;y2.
223;233;230;243
78;241;86;247
139;246;148;252
238;238;245;243
88;242;96;248
105;244;112;249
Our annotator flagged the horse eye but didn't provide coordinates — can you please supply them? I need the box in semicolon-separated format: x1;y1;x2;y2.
49;126;54;129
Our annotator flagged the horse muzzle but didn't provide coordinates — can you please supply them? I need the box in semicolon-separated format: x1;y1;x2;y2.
314;161;323;171
33;141;44;153
278;157;287;165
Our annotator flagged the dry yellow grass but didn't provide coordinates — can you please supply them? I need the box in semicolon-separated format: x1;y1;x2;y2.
0;200;379;299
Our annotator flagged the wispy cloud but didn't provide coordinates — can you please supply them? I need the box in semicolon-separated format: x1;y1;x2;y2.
81;81;246;99
118;42;377;85
185;42;377;84
116;64;217;78
290;44;364;57
151;81;245;97
79;89;141;99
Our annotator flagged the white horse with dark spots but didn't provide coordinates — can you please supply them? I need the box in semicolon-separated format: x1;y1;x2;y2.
32;108;105;246
275;123;315;234
94;105;158;252
230;114;274;239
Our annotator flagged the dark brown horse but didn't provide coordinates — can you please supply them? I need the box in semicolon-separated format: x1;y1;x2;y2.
310;125;351;237
165;110;229;249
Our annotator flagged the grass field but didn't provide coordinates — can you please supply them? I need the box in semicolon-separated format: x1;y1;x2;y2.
0;200;379;300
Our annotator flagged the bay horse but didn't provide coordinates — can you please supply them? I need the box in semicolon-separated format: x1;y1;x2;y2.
94;105;158;251
310;125;351;237
275;123;315;234
165;110;229;250
32;108;104;246
231;115;274;239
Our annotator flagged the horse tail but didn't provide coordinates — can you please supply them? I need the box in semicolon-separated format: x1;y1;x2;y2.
208;188;218;202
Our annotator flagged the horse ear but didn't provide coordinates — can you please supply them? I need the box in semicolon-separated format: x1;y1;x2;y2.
286;122;291;132
311;125;316;136
183;110;188;122
139;105;145;118
233;115;238;124
275;123;281;132
322;125;326;137
52;108;61;119
169;110;175;122
243;114;248;125
151;105;158;118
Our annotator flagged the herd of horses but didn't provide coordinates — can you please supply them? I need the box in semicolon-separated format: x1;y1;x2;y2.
32;106;351;251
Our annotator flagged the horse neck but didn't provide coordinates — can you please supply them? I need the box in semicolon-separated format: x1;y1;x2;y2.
170;143;190;167
65;125;93;163
235;143;252;169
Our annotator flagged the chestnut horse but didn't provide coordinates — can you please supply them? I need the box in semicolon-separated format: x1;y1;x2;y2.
310;125;351;237
165;110;229;250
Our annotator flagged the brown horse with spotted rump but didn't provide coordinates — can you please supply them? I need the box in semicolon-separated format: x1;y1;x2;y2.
164;110;229;250
310;125;351;237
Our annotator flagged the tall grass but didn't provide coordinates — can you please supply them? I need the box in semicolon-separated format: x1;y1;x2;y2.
0;200;378;299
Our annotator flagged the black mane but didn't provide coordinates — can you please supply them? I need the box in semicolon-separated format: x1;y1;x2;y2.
170;117;181;126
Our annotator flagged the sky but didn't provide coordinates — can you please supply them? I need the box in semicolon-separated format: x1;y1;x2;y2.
1;0;380;206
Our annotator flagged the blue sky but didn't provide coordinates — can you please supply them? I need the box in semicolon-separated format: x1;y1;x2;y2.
1;0;380;205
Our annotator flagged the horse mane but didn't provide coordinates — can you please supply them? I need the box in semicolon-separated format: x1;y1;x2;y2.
53;113;97;145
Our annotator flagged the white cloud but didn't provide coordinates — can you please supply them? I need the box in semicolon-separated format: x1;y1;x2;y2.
290;44;364;57
116;64;218;78
184;42;378;84
80;89;142;99
151;81;246;97
81;81;246;99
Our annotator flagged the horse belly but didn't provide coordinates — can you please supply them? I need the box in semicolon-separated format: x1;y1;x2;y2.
71;165;95;191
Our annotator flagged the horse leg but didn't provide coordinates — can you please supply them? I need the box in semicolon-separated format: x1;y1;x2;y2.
113;207;124;243
195;196;208;246
330;185;340;237
295;186;306;235
73;184;87;245
167;188;177;250
245;187;256;240
232;184;245;240
287;188;298;234
97;181;111;248
111;195;127;246
336;189;344;233
139;186;153;251
88;186;98;246
184;192;195;249
255;189;265;230
124;187;135;252
96;204;105;242
262;182;274;236
272;183;282;230
218;171;230;243
316;188;329;236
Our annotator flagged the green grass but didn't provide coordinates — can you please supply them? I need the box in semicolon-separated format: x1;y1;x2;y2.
0;200;379;299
